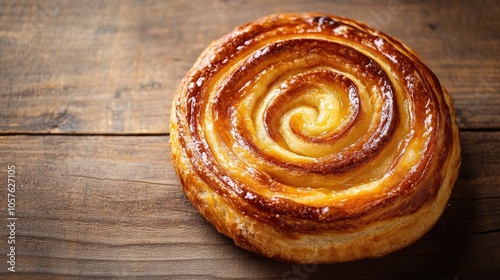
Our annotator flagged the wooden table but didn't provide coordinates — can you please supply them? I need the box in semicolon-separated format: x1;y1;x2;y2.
1;0;499;279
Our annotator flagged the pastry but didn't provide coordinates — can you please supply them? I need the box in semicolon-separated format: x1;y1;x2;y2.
170;13;461;263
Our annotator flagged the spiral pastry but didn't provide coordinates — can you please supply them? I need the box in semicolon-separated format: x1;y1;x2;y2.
170;13;461;263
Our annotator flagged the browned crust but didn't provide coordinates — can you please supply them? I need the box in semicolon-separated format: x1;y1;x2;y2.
170;13;461;263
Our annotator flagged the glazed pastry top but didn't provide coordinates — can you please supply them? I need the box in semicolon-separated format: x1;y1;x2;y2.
172;13;458;234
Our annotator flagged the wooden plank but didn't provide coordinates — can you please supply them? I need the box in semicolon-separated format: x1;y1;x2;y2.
0;132;498;278
0;0;498;134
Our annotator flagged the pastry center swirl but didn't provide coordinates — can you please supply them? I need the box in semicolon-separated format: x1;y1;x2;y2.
263;70;361;158
202;39;407;191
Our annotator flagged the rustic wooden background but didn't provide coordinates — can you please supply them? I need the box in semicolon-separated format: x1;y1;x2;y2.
0;0;499;279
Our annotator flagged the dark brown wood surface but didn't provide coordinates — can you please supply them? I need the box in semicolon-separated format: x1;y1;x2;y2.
0;0;498;279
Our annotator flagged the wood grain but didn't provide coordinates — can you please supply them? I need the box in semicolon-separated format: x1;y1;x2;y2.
0;0;499;134
0;133;498;279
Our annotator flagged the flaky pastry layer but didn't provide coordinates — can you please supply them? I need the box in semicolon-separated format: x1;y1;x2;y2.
170;13;461;263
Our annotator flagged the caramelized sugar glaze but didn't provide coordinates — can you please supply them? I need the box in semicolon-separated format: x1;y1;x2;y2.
170;13;461;263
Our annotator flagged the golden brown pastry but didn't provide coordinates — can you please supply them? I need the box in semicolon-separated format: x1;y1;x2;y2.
170;13;461;264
